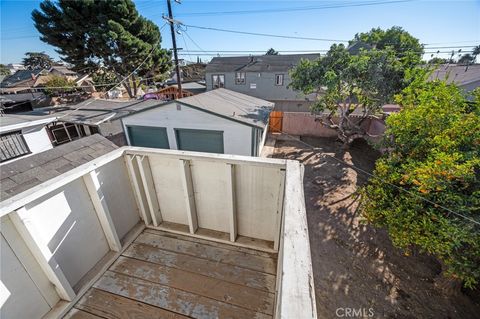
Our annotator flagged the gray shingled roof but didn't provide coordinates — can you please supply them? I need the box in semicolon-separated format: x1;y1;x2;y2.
205;54;320;73
21;98;166;126
0;69;44;88
178;88;274;128
0;134;117;200
428;64;480;86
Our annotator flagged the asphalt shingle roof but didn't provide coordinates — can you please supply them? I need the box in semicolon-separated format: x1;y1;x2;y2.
178;88;274;128
205;54;320;73
0;69;44;88
0;134;117;200
428;64;480;86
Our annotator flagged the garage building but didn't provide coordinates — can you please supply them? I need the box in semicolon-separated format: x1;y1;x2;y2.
121;88;274;156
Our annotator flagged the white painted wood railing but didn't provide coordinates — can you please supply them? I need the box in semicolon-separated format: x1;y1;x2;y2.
0;147;316;319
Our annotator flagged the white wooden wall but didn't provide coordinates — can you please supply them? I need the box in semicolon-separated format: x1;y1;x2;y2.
122;102;255;156
125;149;286;247
0;147;316;319
23;125;53;154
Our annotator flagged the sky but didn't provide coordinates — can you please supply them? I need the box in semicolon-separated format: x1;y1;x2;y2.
1;0;479;64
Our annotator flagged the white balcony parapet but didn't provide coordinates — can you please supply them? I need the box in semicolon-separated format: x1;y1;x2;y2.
0;147;316;319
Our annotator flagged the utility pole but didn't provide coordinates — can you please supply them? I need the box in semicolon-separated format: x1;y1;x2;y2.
166;0;182;98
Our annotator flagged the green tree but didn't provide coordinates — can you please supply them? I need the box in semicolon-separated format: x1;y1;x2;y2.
265;48;279;55
351;26;424;67
427;57;453;65
32;0;172;98
43;75;77;96
290;44;405;144
0;64;10;75
361;70;480;289
22;52;54;69
91;70;118;92
473;45;480;61
458;54;476;65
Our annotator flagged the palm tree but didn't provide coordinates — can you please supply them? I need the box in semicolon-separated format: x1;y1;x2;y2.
457;54;475;65
472;45;480;62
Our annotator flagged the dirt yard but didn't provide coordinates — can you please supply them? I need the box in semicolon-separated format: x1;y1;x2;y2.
272;136;480;319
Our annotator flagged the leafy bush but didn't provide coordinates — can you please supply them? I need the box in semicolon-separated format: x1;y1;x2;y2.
361;72;480;288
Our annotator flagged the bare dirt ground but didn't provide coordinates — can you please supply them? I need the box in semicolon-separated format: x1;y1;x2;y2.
272;136;480;319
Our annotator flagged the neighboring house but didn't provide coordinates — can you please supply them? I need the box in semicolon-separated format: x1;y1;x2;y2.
205;54;319;110
346;41;374;55
6;63;26;75
122;88;274;156
21;98;166;146
0;92;50;113
0;69;46;94
429;64;480;92
0;114;56;164
172;81;207;95
48;65;78;80
1;66;94;96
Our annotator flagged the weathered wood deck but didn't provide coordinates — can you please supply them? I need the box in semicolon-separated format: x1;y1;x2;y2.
64;229;278;319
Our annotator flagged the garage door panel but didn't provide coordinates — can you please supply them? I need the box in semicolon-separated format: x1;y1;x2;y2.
127;126;169;149
175;129;224;154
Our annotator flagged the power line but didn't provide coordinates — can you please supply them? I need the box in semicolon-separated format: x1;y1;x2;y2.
154;0;416;17
182;24;349;42
277;131;480;226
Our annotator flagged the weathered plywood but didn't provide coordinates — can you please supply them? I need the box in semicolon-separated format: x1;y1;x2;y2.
111;256;275;315
94;271;272;319
95;157;140;240
135;232;276;274
190;160;230;233
148;156;189;225
123;243;276;293
75;288;189;319
235;165;284;242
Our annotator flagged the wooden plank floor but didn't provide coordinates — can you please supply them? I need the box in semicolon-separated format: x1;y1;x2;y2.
65;229;278;319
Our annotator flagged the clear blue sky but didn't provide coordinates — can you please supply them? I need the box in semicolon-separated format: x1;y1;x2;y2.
1;0;479;64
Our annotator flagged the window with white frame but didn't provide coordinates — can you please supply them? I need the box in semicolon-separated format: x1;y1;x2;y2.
212;74;225;89
275;74;284;86
235;72;246;85
0;131;30;162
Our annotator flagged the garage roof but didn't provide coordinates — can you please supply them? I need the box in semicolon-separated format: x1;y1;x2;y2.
177;88;274;128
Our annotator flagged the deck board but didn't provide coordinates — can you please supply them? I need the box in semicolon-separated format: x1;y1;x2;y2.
75;288;189;319
135;231;277;274
144;228;276;258
111;256;275;315
123;243;276;293
64;308;104;319
66;229;277;319
95;271;271;319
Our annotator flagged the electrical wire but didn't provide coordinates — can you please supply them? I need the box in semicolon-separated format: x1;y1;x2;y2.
276;131;480;226
153;0;416;17
182;24;349;42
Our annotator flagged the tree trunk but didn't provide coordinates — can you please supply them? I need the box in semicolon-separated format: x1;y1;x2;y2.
132;75;138;97
122;81;133;98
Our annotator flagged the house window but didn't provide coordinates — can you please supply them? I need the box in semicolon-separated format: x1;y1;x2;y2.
212;74;225;89
275;74;284;86
0;131;30;162
235;72;246;85
49;123;87;145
